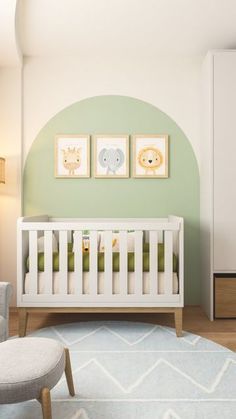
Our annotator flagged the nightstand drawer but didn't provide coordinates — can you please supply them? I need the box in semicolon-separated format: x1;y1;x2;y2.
215;277;236;318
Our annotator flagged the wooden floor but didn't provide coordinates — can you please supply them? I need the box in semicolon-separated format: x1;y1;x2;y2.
9;306;236;351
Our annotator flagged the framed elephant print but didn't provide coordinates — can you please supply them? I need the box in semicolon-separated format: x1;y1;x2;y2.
55;135;90;178
133;134;169;178
94;135;129;178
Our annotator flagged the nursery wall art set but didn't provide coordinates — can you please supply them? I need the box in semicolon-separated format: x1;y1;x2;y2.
55;134;168;179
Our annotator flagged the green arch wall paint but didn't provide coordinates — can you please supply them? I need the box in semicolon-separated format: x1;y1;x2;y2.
24;95;200;304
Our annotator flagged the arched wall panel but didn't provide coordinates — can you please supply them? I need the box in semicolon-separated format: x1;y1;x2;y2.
24;95;200;304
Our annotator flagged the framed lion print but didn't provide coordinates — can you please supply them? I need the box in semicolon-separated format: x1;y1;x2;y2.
133;134;168;178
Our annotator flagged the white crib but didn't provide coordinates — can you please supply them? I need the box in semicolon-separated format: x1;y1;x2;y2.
17;215;184;336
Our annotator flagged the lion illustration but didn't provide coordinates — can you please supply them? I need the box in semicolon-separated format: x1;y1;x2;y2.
138;146;163;175
62;147;81;175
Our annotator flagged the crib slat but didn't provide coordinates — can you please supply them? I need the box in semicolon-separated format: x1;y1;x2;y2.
149;230;158;295
134;230;143;295
29;231;38;294
89;231;98;295
104;230;113;295
44;231;53;294
164;230;173;295
119;231;128;295
73;231;83;294
59;231;68;294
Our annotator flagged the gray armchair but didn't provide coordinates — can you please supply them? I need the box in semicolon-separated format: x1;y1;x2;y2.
0;282;12;342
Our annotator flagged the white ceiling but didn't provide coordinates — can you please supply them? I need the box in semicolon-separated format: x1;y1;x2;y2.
17;0;236;58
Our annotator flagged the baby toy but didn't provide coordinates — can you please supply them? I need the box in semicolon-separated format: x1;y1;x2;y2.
82;235;90;253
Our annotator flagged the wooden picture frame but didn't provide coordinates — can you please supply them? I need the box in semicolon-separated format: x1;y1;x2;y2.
55;135;90;178
133;134;169;178
94;135;129;178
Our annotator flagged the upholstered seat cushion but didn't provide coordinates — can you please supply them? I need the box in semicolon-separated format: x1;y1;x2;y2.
0;315;6;341
0;337;65;404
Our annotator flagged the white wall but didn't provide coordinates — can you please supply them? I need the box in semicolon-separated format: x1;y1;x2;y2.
23;54;202;164
0;67;22;305
0;53;201;306
0;0;21;306
0;0;22;66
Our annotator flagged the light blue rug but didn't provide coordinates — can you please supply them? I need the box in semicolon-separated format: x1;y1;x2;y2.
1;321;236;418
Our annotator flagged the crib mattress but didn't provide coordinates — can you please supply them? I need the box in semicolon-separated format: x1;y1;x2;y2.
26;246;178;273
24;272;178;295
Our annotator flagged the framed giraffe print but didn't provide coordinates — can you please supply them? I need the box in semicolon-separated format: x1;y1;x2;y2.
55;135;90;178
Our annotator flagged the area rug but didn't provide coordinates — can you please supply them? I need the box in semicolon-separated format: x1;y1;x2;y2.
0;321;236;419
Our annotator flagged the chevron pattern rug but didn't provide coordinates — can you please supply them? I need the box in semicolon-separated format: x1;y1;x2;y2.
1;321;236;419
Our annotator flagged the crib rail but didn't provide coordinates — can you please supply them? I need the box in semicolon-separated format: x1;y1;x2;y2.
17;216;184;307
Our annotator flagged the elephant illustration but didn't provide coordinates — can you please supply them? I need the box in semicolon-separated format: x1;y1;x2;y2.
98;148;125;175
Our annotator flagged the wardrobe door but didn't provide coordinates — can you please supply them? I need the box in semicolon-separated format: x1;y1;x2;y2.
213;52;236;271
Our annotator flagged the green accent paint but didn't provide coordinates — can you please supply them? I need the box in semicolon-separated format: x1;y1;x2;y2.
23;95;200;304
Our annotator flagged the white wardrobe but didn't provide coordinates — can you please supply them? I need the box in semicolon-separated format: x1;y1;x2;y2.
201;50;236;320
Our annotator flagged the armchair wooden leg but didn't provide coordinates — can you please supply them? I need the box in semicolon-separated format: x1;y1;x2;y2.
65;347;75;396
174;308;183;337
39;387;52;419
18;308;28;337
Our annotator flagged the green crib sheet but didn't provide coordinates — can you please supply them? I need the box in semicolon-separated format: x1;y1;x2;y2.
26;243;178;273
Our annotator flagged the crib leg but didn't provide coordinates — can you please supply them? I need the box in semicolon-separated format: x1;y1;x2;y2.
19;308;28;337
174;308;183;337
